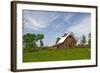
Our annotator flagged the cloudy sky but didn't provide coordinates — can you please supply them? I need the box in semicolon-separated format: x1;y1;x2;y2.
23;10;91;46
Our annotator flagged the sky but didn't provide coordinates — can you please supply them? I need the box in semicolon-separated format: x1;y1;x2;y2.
22;10;91;46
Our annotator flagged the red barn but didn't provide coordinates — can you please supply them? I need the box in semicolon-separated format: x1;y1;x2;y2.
53;33;77;48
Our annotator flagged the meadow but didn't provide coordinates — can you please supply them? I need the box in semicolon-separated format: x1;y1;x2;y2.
23;48;91;62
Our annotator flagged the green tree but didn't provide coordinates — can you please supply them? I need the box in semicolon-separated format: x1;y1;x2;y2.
88;33;91;46
23;34;36;43
56;37;60;44
37;34;44;47
81;35;86;45
23;33;37;52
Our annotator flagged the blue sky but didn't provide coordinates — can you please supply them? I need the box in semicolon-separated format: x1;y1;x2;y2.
23;10;91;46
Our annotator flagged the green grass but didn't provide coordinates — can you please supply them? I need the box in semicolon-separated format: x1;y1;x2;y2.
23;48;91;62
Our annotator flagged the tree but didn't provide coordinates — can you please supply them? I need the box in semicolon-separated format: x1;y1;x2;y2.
88;33;91;46
81;35;86;45
37;34;44;47
23;33;37;51
23;34;36;43
56;37;60;44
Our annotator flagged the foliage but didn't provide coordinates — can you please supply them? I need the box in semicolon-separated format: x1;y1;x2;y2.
80;35;86;45
23;33;37;52
23;33;45;52
88;33;91;46
40;40;44;46
23;33;37;43
56;37;60;44
37;34;44;47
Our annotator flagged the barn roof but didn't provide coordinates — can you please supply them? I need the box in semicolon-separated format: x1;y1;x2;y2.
57;34;69;44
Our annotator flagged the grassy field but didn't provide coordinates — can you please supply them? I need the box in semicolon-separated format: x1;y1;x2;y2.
23;48;91;62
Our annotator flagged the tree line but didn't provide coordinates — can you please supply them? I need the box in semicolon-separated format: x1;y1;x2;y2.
23;32;91;52
23;33;44;52
80;33;91;46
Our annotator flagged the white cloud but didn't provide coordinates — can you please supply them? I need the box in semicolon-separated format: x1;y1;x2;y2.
24;16;48;30
23;12;60;31
64;14;75;22
49;14;60;22
66;16;91;45
66;16;91;38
